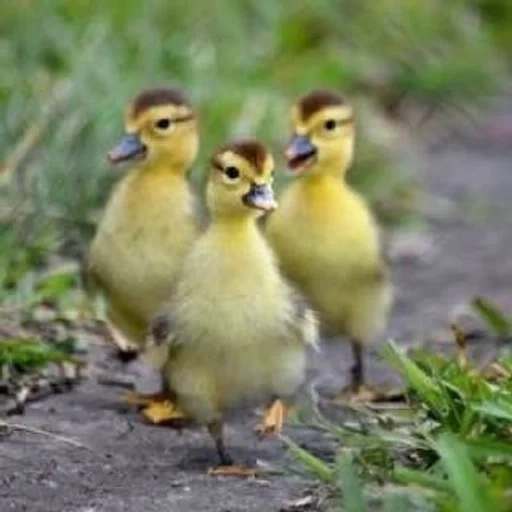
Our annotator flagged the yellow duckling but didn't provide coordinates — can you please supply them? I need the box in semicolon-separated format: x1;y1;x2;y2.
84;88;199;412
265;89;392;400
150;139;318;473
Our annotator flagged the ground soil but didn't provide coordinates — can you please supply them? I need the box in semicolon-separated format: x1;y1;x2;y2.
1;103;512;512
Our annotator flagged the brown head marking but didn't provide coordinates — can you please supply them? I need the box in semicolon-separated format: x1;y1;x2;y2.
298;89;346;121
131;88;191;118
214;139;268;174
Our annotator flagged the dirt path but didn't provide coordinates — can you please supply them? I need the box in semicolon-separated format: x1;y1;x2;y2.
2;107;512;512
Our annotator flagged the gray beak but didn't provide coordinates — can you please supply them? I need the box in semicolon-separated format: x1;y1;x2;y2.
242;183;278;212
108;133;147;165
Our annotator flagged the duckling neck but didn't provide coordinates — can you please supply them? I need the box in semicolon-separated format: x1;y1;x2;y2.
137;160;189;177
312;157;351;181
210;214;258;239
303;165;350;189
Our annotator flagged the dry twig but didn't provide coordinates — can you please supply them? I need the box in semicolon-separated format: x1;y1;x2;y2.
0;420;93;451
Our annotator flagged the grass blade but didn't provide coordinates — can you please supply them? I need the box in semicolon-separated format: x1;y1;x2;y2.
435;433;493;512
465;438;512;461
280;435;334;482
393;466;452;494
472;297;511;337
336;453;366;512
381;340;446;411
475;400;512;422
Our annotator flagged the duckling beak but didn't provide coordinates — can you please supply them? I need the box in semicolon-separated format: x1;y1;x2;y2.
285;135;317;172
243;183;278;212
108;133;147;165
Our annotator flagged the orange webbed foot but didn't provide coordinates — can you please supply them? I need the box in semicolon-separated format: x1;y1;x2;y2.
207;466;257;478
122;391;187;425
256;399;291;438
331;384;402;405
141;399;187;425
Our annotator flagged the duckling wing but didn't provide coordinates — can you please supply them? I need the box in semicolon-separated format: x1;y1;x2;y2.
141;310;178;370
148;310;176;347
288;288;320;350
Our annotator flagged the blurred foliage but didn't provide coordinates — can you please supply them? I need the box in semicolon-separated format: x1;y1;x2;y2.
0;337;76;372
285;328;512;511
0;0;509;304
0;262;87;382
472;296;512;337
473;0;512;63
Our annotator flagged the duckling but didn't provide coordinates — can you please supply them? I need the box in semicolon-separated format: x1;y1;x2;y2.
150;139;318;474
265;89;392;401
84;87;199;414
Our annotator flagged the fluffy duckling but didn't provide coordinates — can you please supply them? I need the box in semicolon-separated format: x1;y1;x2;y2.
84;87;199;412
265;90;392;400
150;139;318;473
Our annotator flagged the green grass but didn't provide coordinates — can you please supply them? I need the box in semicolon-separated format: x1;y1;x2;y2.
285;302;512;511
0;338;77;372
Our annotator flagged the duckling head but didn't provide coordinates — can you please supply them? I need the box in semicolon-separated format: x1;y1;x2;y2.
286;89;354;177
207;139;277;219
108;87;198;172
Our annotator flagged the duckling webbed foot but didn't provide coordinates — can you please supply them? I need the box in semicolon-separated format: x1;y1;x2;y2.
332;385;381;404
122;391;186;425
256;399;291;438
141;399;187;425
207;466;257;478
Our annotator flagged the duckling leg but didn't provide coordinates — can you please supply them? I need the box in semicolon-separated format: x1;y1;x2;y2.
208;420;233;466
350;341;364;392
106;322;140;357
332;341;378;403
207;421;256;477
350;341;381;401
105;321;140;362
111;323;184;423
256;399;291;437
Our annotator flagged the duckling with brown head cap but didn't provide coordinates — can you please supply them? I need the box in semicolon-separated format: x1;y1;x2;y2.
266;90;392;401
85;87;199;415
150;139;318;473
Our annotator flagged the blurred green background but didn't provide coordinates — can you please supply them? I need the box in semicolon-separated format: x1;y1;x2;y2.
1;0;511;304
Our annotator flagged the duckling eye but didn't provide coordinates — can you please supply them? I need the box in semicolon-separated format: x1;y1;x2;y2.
224;166;240;181
324;119;337;131
155;118;172;130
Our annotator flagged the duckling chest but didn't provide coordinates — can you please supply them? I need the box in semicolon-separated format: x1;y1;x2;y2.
174;239;287;344
268;181;380;279
91;174;197;289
